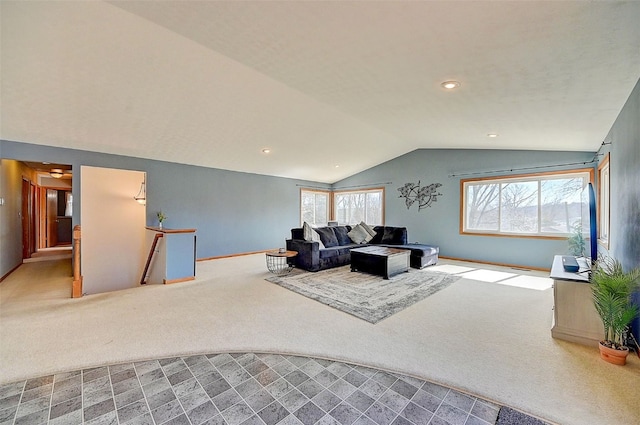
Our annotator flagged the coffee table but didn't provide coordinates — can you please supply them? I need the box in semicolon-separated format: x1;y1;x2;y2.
350;246;409;279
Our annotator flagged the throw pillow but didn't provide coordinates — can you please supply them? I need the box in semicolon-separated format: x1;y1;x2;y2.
380;227;396;244
347;224;371;244
333;226;351;246
314;227;339;248
360;222;377;238
370;226;384;244
303;222;326;249
380;227;407;244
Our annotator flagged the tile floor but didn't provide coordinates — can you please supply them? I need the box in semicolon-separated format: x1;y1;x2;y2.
0;352;507;425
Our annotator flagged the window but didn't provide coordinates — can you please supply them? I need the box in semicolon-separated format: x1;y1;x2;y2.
461;169;593;237
333;188;384;225
598;154;610;248
300;189;329;227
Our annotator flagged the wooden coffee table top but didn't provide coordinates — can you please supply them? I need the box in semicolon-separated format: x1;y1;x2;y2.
350;246;408;256
266;250;298;258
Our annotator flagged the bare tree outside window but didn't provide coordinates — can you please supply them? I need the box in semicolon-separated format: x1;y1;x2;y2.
540;178;584;233
301;190;329;226
462;170;592;237
334;189;384;225
500;181;538;233
466;183;500;230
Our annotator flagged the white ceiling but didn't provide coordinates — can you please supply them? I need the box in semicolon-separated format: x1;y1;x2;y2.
2;1;639;183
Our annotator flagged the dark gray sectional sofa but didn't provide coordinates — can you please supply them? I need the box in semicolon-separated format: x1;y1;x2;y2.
286;225;439;272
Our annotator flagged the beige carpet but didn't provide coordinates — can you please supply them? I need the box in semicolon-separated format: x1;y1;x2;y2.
1;255;638;425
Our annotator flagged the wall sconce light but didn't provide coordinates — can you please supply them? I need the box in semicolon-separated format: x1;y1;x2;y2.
134;175;146;205
50;168;64;178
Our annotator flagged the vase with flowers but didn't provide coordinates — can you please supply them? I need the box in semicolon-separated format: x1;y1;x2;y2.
157;211;167;229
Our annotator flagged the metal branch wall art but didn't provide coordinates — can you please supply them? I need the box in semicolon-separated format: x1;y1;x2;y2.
398;181;442;211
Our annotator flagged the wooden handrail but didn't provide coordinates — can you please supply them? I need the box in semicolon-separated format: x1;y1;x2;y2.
72;225;82;298
141;233;163;285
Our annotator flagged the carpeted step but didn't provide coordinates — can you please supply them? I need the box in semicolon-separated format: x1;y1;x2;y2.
496;407;550;425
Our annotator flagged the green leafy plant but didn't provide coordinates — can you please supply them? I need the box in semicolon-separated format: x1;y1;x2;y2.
590;256;640;350
567;222;586;257
157;211;167;223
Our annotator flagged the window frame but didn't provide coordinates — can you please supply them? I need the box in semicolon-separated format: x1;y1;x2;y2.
460;168;595;239
597;153;610;249
332;187;385;226
299;188;330;227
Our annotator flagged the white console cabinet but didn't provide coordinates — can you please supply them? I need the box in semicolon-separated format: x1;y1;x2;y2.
550;255;603;347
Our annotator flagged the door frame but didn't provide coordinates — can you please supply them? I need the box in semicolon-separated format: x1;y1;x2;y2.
38;185;74;249
21;179;36;259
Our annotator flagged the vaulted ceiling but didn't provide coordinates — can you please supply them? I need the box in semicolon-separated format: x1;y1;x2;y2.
2;1;639;183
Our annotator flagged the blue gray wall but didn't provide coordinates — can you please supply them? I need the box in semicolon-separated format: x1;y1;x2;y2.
334;149;596;270
603;78;640;270
599;78;640;338
2;77;639;277
0;140;328;277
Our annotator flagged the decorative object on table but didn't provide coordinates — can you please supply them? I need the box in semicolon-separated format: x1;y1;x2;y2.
265;265;458;323
265;250;298;275
566;223;586;257
157;211;167;229
398;181;442;211
590;256;640;365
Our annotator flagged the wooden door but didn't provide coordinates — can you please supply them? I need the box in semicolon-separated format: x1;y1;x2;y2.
30;183;37;252
21;180;37;258
21;180;30;258
47;189;58;247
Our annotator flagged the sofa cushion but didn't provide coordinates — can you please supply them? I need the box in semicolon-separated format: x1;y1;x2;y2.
370;226;384;244
333;226;352;246
303;222;325;249
381;227;407;245
319;246;352;259
406;244;439;257
379;244;439;257
315;227;339;248
348;224;372;244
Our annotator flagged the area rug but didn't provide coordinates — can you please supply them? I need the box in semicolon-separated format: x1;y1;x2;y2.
265;265;459;323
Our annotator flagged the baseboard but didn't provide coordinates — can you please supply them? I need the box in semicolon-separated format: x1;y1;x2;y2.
439;255;550;272
197;249;274;262
0;262;23;283
163;277;195;284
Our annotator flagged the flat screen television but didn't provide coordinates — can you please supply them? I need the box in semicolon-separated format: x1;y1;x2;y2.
582;182;598;266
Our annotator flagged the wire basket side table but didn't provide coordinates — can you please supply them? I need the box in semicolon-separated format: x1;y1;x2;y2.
265;250;298;275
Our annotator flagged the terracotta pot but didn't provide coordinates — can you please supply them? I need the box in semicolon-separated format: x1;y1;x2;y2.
598;342;629;365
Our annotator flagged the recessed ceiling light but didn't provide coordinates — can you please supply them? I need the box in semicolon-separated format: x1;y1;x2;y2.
441;80;461;90
487;133;499;138
335;165;340;168
262;148;271;154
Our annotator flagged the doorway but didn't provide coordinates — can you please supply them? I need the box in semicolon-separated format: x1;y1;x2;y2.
19;161;73;260
44;188;73;247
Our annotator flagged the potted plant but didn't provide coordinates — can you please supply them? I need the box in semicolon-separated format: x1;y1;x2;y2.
157;211;167;229
590;256;640;365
